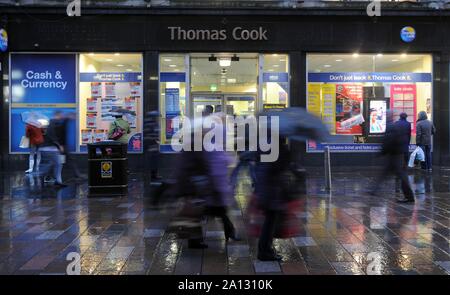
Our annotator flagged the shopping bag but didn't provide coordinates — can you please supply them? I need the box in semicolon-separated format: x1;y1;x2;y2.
59;154;66;164
19;136;30;149
273;199;302;239
245;193;265;238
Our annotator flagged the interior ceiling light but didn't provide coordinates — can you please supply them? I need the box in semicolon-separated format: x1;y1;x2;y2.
231;54;239;62
88;53;95;56
323;65;331;68
169;64;177;67
273;64;280;67
106;59;113;62
116;64;124;67
392;59;399;62
219;58;231;67
352;53;359;58
164;58;172;62
377;53;383;57
227;78;236;84
335;59;343;62
114;53;120;56
208;54;217;62
126;69;132;72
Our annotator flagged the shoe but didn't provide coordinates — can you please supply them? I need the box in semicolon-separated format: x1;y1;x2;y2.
396;198;415;203
25;169;33;174
188;240;208;249
257;253;282;261
54;182;68;187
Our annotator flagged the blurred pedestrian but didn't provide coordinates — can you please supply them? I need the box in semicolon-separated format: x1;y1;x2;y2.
40;113;66;187
371;111;414;203
254;137;292;261
416;111;435;172
171;112;240;249
25;123;44;173
53;112;84;179
396;112;412;165
144;111;161;182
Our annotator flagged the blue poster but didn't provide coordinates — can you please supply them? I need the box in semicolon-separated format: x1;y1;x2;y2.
11;54;76;105
10;54;77;153
11;108;76;153
165;88;180;113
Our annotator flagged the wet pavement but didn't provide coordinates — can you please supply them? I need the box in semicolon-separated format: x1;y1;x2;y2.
0;166;449;275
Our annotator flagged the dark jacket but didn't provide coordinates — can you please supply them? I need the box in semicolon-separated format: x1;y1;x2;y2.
382;120;403;155
254;140;291;211
41;119;64;150
394;117;411;153
416;111;435;146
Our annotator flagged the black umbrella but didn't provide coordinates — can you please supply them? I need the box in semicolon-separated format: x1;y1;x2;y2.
259;107;330;142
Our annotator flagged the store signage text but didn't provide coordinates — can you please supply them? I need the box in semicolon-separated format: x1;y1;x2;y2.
308;72;432;83
168;26;268;41
20;70;68;90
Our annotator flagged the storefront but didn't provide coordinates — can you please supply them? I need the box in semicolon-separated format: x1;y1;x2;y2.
1;10;449;170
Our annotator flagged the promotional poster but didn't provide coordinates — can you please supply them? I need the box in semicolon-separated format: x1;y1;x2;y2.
390;84;417;133
335;84;363;135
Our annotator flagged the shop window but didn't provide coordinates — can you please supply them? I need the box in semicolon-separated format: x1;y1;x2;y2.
262;54;289;109
79;53;143;152
159;54;187;149
306;53;432;152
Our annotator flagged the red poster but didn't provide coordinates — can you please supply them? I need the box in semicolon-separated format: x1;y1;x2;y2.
335;84;364;135
390;84;417;134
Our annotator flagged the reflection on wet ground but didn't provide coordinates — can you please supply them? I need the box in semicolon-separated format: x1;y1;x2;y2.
0;167;449;275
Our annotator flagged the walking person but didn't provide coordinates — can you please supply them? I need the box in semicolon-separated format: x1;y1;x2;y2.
254;138;291;261
40;114;66;187
143;111;161;182
25;122;44;173
416;111;435;172
371;111;415;203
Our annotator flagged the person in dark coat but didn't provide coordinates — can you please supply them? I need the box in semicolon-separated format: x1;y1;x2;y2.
416;111;435;172
254;137;292;261
371;111;414;203
395;112;412;165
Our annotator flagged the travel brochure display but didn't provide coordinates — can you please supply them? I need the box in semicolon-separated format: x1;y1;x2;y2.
79;72;142;152
165;88;180;139
390;84;417;133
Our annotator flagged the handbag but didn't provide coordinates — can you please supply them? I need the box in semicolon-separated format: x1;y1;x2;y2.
109;121;125;140
19;136;30;149
245;193;302;239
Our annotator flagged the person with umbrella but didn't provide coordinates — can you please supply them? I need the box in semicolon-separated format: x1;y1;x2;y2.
254;107;329;261
108;108;133;144
22;111;48;173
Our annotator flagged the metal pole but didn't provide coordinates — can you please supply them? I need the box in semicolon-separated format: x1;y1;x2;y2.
324;146;331;192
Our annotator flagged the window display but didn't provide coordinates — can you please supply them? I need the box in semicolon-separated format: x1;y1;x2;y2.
159;54;187;150
79;53;143;153
262;54;289;109
307;53;432;152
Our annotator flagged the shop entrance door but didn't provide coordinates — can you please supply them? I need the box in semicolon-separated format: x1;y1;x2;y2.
190;53;258;118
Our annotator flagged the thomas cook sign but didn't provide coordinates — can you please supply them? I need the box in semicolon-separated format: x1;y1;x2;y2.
168;26;268;41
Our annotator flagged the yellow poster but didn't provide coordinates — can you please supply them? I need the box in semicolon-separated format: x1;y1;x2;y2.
307;84;321;117
321;84;336;135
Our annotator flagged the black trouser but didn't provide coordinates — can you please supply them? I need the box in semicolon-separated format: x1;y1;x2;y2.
375;154;414;200
258;210;280;256
188;206;235;244
420;145;432;170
